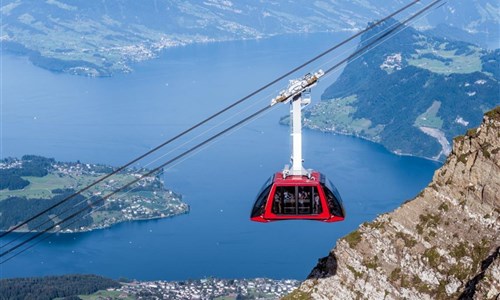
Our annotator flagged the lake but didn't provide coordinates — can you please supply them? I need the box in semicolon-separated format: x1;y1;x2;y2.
0;33;441;280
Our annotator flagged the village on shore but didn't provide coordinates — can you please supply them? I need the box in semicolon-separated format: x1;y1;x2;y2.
114;278;299;299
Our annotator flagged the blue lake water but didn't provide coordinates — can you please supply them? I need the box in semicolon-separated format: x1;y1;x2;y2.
0;33;441;280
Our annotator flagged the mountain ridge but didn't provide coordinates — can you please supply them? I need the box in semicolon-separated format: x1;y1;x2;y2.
1;0;498;76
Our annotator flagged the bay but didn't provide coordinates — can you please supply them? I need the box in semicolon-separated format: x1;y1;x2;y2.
0;33;440;280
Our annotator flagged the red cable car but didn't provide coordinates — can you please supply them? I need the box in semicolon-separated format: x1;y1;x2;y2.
250;70;346;222
250;171;345;223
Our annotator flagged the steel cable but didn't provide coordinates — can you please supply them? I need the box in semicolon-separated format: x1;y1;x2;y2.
0;0;444;264
0;0;422;239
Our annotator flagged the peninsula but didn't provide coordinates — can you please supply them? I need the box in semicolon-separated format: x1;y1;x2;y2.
0;155;189;233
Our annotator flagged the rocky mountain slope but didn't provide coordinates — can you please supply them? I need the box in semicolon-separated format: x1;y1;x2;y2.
1;0;497;76
305;19;499;161
286;107;500;299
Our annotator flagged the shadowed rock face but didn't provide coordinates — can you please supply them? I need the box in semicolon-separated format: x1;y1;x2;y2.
285;107;500;300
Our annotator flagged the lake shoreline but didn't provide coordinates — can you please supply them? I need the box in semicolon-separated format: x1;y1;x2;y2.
301;125;446;163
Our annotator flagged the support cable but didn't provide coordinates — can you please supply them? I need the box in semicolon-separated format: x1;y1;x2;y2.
0;0;444;264
0;0;422;239
324;0;445;75
0;83;279;252
1;10;424;252
0;106;272;262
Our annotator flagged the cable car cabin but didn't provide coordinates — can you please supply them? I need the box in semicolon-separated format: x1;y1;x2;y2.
251;70;345;223
251;171;345;223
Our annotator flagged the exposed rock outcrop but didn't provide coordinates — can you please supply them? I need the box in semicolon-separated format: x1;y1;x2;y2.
286;107;500;299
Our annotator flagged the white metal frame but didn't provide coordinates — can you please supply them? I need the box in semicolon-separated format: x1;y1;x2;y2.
270;70;324;178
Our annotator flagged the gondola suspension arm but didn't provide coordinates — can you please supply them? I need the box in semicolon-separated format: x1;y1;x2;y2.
270;69;325;178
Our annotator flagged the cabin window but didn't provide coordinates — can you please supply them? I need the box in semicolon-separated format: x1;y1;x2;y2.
272;186;320;215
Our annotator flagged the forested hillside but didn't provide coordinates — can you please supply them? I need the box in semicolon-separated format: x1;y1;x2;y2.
0;155;53;190
304;19;499;160
0;274;120;300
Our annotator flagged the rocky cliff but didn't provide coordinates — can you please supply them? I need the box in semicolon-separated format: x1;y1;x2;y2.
286;107;500;299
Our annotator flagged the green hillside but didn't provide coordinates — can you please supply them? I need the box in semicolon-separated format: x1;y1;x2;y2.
305;19;499;161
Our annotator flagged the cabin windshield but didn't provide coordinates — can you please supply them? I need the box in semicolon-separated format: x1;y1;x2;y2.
251;176;274;218
320;176;345;217
272;185;321;215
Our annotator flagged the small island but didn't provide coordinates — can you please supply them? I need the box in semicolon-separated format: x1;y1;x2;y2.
0;155;189;233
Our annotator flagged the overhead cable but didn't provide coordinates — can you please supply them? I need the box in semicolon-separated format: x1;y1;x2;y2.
0;0;444;263
0;0;422;239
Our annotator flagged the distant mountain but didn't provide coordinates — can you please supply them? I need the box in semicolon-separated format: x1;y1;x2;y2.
0;0;497;76
286;107;500;299
420;0;499;49
304;19;499;161
425;23;495;49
